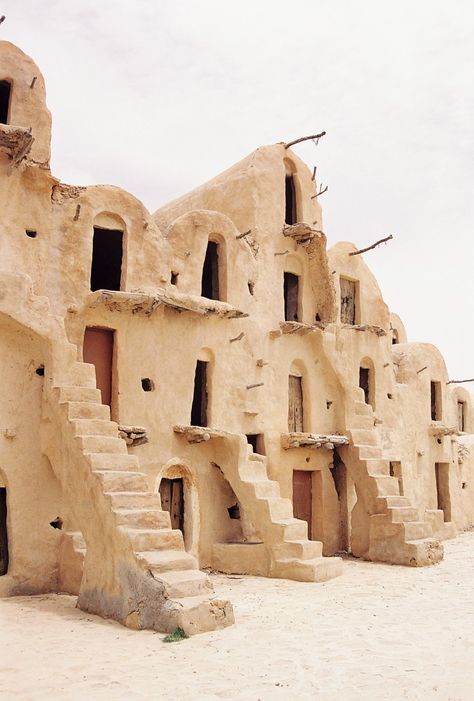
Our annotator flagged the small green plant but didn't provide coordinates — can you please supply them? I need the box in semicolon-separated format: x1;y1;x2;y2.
163;626;189;643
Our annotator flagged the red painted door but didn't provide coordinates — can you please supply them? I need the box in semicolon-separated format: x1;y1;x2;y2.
83;327;114;407
293;470;313;539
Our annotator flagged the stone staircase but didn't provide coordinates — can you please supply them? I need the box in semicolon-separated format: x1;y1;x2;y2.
212;443;343;582
341;397;443;566
43;359;233;634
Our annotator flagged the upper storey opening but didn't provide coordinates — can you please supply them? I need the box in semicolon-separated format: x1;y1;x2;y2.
0;80;11;123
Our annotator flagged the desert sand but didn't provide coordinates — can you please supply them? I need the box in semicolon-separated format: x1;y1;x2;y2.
1;532;474;701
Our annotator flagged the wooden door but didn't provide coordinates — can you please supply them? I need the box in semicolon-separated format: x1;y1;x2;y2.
83;327;114;407
288;375;304;432
0;488;8;576
458;401;465;432
293;470;312;539
340;278;356;324
160;478;184;532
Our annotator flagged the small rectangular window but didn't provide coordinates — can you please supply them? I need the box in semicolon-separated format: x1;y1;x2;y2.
90;227;123;292
285;176;297;225
0;80;11;124
430;381;442;421
458;401;466;432
191;360;208;427
284;272;300;322
246;434;265;455
340;277;357;324
201;241;220;300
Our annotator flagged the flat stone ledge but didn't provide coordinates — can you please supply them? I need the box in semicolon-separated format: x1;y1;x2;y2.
85;289;248;319
341;323;387;337
281;432;349;450
282;223;323;246
118;425;148;447
270;321;326;338
429;423;460;438
173;425;230;444
0;124;35;164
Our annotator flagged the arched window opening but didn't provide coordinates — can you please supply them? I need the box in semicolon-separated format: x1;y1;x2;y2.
0;487;8;576
288;374;304;432
285;175;297;225
90;227;123;292
392;328;399;345
284;272;300;322
201;240;220;300
0;80;11;124
191;360;208;427
430;381;442;421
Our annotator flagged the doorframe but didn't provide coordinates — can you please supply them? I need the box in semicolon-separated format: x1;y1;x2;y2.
82;325;118;421
155;459;200;558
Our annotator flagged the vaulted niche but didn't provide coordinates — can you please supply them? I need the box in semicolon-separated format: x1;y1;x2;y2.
288;374;304;432
90;227;123;292
0;80;11;124
285;175;297;225
430;381;442;421
284;272;300;322
201;240;220;300
458;401;466;432
191;360;208;427
359;360;375;409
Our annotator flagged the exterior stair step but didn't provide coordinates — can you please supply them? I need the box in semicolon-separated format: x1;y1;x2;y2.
388;506;419;522
354;400;373;416
71;419;119;437
244;480;280;498
357;445;383;460
77;435;128;454
57;386;102;403
66;401;110;420
272;518;308;540
120;527;184;551
261;496;294;520
239;462;268;480
364;458;390;475
348;428;379;445
370;474;401;495
93;470;148;492
113;508;171;529
350;415;375;429
273;555;343;582
107;492;162;509
273;539;323;559
138;549;197;573
86;453;140;471
158;569;213;598
69;362;97;387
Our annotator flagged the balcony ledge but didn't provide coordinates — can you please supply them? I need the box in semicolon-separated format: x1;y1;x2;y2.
281;432;349;450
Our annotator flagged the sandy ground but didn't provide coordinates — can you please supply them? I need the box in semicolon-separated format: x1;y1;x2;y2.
1;533;474;701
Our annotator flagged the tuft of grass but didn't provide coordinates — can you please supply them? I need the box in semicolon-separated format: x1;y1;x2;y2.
163;626;189;643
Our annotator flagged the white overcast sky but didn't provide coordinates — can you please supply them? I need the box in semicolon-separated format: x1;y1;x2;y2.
2;0;473;384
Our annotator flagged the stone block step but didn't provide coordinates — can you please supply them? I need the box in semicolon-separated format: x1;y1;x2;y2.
77;435;127;454
370;474;401;496
239;462;268;481
364;458;390;475
57;386;102;403
350;415;375;429
272;518;308;540
348;428;379;446
93;470;148;492
245;480;280;498
120;527;184;551
248;453;267;464
261;496;294;520
157;569;213;599
137;549;197;573
107;492;162;509
354;400;373;416
375;495;411;512
211;542;269;576
273;539;323;560
273;555;343;582
67;401;110;420
404;538;444;566
71;419;119;437
403;521;429;540
357;445;383;460
113;508;170;529
86;453;140;472
168;594;234;635
388;506;419;522
69;362;97;388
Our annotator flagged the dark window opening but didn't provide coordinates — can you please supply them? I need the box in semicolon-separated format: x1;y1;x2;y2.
288;375;304;432
458;401;466;432
141;378;155;392
392;329;399;345
0;488;8;576
246;433;265;455
0;80;11;124
430;381;441;421
35;365;45;376
435;463;451;522
201;240;220;300
25;230;37;239
340;277;357;325
90;227;123;292
284;272;300;321
49;517;63;530
191;360;208;427
359;367;370;405
159;478;184;532
248;280;255;296
285;175;297;225
228;503;241;519
170;271;179;285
